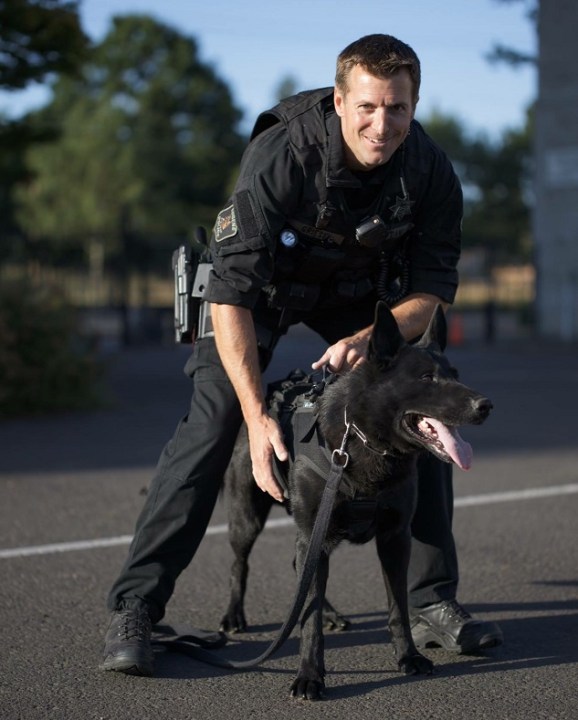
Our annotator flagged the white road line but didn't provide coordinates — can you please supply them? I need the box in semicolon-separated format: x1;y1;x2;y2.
454;483;578;506
2;483;578;560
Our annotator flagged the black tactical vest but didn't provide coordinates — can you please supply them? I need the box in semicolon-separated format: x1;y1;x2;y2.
251;89;414;309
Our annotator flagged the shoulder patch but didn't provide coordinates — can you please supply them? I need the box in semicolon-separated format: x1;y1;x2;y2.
214;205;238;242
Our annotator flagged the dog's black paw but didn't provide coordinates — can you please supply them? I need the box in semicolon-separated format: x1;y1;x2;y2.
398;652;434;676
322;610;351;632
219;610;247;634
322;599;351;632
289;676;326;701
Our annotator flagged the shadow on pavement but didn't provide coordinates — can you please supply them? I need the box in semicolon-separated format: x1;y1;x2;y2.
139;596;578;697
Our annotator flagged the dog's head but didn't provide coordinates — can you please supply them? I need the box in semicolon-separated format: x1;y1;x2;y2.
355;302;492;470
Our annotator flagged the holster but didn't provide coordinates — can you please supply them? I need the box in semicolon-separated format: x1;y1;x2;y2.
172;242;213;343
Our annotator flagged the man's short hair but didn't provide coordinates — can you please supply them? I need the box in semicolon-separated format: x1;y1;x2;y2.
336;34;421;101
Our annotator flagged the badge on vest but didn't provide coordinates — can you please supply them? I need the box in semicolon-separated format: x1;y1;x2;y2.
389;176;415;221
214;204;238;242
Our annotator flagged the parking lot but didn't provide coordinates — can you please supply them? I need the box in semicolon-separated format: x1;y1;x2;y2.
1;326;577;719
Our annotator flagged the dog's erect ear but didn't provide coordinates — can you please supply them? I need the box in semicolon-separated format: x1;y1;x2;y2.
416;304;447;352
367;301;406;363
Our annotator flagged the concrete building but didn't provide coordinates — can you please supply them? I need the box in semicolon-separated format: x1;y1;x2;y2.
534;0;578;339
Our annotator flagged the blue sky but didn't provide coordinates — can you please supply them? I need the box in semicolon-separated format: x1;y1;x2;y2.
2;0;536;139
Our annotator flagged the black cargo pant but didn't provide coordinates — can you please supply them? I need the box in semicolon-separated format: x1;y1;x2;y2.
107;299;458;623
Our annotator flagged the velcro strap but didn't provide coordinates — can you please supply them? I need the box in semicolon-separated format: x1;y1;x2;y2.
236;190;260;239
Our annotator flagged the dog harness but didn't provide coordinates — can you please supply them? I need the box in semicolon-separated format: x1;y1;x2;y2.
267;370;395;541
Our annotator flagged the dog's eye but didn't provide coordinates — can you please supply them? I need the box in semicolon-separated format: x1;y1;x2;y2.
420;373;435;382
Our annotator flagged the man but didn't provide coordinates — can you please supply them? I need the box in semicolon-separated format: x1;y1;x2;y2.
102;33;502;676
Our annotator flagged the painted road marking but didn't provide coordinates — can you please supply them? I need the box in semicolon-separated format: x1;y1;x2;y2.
1;483;578;560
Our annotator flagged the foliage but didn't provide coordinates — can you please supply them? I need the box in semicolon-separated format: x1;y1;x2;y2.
0;277;103;416
486;0;537;67
422;107;533;262
0;0;87;89
464;117;533;262
15;15;245;262
0;0;88;241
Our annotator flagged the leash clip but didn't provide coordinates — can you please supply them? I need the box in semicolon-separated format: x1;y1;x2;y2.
342;406;390;458
331;448;349;468
332;407;351;468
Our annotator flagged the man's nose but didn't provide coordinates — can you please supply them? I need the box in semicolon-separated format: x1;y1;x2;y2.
371;107;387;136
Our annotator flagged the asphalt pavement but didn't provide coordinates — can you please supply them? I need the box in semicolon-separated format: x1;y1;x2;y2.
1;325;577;720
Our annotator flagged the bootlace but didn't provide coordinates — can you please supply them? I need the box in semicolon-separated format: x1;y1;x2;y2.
443;600;472;622
118;609;151;641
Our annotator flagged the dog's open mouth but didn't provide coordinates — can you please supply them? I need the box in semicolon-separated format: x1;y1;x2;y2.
403;415;473;470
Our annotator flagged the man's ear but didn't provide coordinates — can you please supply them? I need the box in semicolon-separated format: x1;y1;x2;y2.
333;87;345;117
367;301;406;364
416;304;447;352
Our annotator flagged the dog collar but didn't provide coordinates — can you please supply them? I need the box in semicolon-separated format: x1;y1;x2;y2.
344;407;390;457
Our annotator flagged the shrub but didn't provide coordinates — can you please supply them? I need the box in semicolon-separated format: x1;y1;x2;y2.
0;278;103;417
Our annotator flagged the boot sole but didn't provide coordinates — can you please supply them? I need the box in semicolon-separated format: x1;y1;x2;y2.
413;626;503;654
101;653;154;676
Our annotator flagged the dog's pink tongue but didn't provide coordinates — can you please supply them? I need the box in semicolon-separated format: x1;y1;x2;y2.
422;417;473;470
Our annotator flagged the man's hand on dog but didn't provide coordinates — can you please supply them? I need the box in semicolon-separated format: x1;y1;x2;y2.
252;325;370;500
247;414;287;502
311;328;371;374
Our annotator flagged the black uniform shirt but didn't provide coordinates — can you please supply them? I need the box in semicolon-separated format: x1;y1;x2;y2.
205;91;462;310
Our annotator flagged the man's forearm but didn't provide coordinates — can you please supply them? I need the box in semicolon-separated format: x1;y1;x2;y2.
391;293;449;342
311;293;448;373
210;302;267;423
210;302;287;502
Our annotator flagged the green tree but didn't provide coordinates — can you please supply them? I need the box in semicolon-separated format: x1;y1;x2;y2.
0;276;103;417
0;0;86;90
16;14;244;259
0;0;87;248
422;108;532;262
463;112;533;262
486;0;537;68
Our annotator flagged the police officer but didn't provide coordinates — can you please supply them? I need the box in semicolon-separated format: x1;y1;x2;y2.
102;33;503;676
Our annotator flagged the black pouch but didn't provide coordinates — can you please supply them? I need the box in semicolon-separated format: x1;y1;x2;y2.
336;277;374;299
266;282;320;311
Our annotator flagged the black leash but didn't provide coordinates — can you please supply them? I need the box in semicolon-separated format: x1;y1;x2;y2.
154;429;351;669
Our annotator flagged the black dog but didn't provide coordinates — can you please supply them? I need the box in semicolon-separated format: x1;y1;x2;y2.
220;302;492;699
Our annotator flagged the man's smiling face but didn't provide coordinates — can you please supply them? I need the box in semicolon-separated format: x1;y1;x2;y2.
334;64;417;172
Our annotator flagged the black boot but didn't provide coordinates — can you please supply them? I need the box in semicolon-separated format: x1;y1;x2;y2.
101;606;154;676
411;600;503;654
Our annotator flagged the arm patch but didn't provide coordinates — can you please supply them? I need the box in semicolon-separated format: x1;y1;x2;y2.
214;205;238;243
